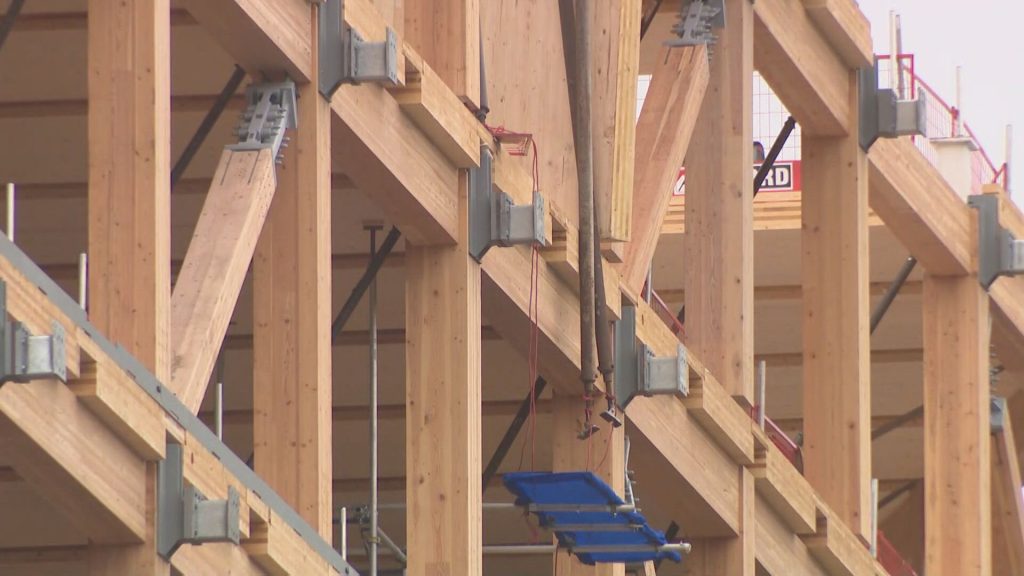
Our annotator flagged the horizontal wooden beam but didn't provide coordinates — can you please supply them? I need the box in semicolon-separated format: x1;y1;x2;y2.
801;0;873;69
0;94;245;119
0;9;195;32
753;0;851;136
657;280;923;304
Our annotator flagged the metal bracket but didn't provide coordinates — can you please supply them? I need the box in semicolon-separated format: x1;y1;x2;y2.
158;442;241;560
227;81;298;164
319;0;399;98
614;306;689;410
992;396;1007;433
969;194;1024;289
665;0;726;61
859;60;927;151
469;146;546;262
0;281;66;387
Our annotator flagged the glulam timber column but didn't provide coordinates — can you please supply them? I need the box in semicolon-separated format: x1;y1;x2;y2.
252;3;332;536
551;394;625;576
682;0;755;572
406;174;482;575
86;0;170;572
800;71;871;539
923;274;991;576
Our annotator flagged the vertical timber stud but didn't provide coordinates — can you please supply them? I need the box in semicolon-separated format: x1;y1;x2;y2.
552;394;624;576
801;70;871;539
682;0;755;573
923;274;991;576
683;0;754;405
404;0;480;108
87;0;170;573
252;4;333;536
406;173;482;575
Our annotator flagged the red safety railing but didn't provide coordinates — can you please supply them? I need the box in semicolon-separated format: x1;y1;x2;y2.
878;53;1008;195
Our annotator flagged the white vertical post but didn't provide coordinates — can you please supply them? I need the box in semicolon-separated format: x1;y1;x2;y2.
340;506;348;560
5;182;13;242
955;66;963;137
78;252;88;310
756;360;767;429
870;477;879;557
888;11;899;91
215;381;223;440
894;14;905;99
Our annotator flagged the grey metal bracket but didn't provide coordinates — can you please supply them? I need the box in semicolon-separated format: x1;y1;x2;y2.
969;194;1024;289
992;396;1007;433
319;0;399;98
859;60;928;151
665;0;725;61
227;81;298;164
469;146;546;262
0;281;66;387
614;306;689;410
158;442;241;560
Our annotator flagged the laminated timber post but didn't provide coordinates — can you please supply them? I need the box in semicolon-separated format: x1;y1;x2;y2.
682;0;756;573
923;273;992;576
252;2;333;537
404;0;480;108
405;173;483;576
85;0;170;573
800;70;871;539
551;394;625;576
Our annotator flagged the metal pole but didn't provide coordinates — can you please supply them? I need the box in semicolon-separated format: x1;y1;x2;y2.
753;116;798;196
376;526;407;565
1006;124;1014;194
895;14;906;100
340;506;348;560
78;252;88;310
870;478;879;557
367;225;380;576
888;11;899;92
481;377;548;489
171;65;247;188
332;227;401;341
6;182;13;242
216;382;224;440
483;544;555;556
870;256;917;334
872;405;923;441
0;0;26;54
955;66;963;137
756;360;767;430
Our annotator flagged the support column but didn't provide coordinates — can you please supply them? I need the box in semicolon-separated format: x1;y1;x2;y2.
551;394;625;576
683;0;754;405
406;175;482;575
682;1;755;573
801;71;871;539
923;273;991;576
252;5;332;536
86;0;169;573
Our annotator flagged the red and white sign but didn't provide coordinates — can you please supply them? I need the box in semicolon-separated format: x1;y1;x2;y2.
672;160;802;196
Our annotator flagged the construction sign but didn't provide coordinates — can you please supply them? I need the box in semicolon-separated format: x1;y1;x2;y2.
672;160;802;196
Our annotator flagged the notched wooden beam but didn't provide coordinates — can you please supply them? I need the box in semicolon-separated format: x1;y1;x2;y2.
802;0;874;69
681;368;756;466
803;498;875;576
750;428;817;535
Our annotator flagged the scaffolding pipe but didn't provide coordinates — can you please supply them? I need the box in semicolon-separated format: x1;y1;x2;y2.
376;526;407;565
6;182;13;242
481;377;548;489
0;0;25;54
756;360;767;430
340;506;348;560
332;226;401;341
888;11;899;93
870;256;917;334
753;116;797;197
571;0;598;405
215;352;225;440
78;252;88;310
367;225;380;576
872;405;923;441
171;65;247;188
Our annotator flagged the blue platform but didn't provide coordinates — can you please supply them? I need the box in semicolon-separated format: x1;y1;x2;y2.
503;471;683;565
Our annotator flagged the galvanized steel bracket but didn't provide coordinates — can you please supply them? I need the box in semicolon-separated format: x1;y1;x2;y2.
969;194;1024;289
665;0;726;61
468;146;546;262
0;281;66;387
227;81;298;164
614;306;689;410
859;60;928;151
319;0;399;98
158;442;241;560
992;396;1007;433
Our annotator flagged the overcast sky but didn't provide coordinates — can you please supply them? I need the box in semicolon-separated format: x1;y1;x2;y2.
859;0;1023;198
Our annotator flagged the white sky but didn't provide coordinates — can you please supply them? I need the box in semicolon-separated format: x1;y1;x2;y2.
858;0;1024;197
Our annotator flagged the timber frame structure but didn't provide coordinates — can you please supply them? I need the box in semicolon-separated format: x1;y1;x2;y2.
0;0;1021;575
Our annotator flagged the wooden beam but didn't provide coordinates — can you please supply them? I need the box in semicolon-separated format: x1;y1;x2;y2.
687;469;756;576
923;274;991;576
801;71;871;539
801;0;873;69
405;175;482;575
404;0;480;107
552;394;624;576
755;495;827;576
591;0;640;242
0;381;147;545
684;0;754;404
252;4;333;538
753;0;851;136
992;406;1024;574
170;148;277;413
620;45;709;294
867;137;974;277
